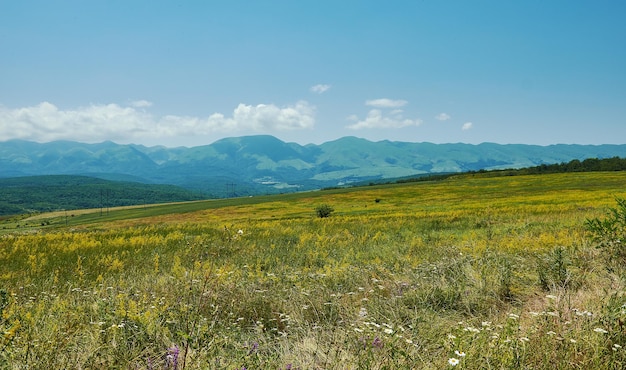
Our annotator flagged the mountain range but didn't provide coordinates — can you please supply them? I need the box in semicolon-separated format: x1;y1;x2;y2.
1;136;625;197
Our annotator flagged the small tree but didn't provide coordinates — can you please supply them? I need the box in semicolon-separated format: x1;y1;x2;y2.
585;197;626;272
315;204;334;218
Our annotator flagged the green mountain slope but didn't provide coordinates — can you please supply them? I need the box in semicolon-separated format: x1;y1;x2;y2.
0;175;206;216
1;136;625;195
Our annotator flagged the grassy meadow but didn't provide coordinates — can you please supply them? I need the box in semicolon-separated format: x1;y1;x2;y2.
1;172;626;369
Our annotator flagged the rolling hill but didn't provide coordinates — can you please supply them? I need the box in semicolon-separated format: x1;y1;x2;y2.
1;136;625;196
0;175;205;216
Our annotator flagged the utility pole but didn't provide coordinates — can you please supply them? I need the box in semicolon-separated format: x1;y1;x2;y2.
226;183;236;198
106;189;111;215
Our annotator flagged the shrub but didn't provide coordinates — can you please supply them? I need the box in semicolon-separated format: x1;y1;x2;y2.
585;197;626;273
315;204;334;218
537;246;572;291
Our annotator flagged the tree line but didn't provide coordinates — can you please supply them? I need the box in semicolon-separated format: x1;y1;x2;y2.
393;156;626;185
474;156;626;176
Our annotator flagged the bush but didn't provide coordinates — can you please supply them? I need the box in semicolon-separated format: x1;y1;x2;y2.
585;197;626;273
537;246;573;291
315;204;334;218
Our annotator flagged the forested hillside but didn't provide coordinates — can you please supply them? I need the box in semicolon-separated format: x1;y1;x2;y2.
0;175;205;216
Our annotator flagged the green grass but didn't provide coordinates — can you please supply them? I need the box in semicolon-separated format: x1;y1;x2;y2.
1;172;625;369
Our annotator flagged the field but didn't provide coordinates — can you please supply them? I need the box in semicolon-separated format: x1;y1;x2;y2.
1;172;625;369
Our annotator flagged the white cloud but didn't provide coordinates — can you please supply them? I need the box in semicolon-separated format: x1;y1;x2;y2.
462;122;473;130
347;98;420;130
1;102;154;143
0;100;315;144
435;113;451;121
365;98;408;108
346;109;422;130
310;84;331;94
131;100;153;108
231;101;315;131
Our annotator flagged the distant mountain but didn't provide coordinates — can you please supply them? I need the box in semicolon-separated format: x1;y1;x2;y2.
1;136;625;196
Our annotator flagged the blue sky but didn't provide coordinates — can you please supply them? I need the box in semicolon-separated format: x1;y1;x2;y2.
1;0;625;147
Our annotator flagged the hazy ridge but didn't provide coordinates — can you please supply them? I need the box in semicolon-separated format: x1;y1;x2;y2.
1;135;625;196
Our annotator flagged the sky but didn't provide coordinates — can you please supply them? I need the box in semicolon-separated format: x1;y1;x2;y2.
1;0;625;148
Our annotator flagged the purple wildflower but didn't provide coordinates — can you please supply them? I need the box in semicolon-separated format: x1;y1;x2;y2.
167;345;179;369
247;342;259;355
372;336;384;349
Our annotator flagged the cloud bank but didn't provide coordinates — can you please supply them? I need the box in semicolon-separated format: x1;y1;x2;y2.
0;101;315;144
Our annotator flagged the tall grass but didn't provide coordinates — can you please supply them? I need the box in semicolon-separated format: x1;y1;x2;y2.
1;172;625;368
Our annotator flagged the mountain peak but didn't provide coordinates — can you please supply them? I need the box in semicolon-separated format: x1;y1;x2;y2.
1;137;624;196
